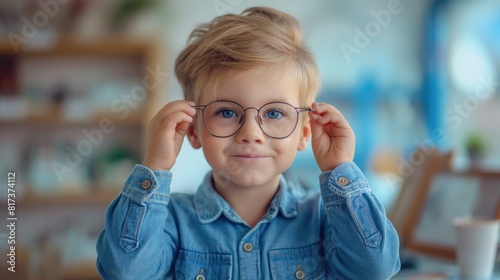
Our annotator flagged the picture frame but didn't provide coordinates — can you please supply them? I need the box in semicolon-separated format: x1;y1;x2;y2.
405;170;500;259
388;149;454;245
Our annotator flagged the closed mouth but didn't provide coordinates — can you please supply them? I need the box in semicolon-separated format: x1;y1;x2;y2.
233;154;266;158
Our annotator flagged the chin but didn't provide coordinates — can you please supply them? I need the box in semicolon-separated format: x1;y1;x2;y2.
213;169;280;189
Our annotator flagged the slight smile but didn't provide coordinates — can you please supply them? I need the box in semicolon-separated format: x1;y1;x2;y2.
232;154;268;159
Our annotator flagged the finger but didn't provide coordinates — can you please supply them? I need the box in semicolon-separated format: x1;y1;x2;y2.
308;110;325;142
153;100;196;125
310;103;351;130
173;120;192;145
310;102;341;118
310;102;331;115
309;105;354;141
161;106;196;126
156;112;194;135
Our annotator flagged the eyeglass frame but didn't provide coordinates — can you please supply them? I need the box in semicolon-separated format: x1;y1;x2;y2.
191;100;314;139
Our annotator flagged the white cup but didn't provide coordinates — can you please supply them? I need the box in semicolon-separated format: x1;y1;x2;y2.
453;217;499;279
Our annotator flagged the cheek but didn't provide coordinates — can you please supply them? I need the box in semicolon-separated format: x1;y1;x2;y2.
273;138;299;157
201;141;221;170
276;143;299;170
199;134;227;164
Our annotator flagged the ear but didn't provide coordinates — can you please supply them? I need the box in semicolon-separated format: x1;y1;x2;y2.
187;123;202;149
297;121;311;151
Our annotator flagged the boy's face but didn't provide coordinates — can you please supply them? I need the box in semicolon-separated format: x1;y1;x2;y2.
188;66;311;190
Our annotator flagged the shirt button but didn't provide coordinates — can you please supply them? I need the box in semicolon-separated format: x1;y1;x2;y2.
295;268;305;279
140;179;152;190
243;242;253;252
337;177;350;186
196;269;205;280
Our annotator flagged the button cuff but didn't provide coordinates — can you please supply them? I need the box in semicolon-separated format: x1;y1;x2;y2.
122;164;172;204
337;177;350;186
140;179;152;190
319;162;370;199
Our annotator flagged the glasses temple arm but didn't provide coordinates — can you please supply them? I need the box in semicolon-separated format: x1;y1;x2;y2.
296;107;314;112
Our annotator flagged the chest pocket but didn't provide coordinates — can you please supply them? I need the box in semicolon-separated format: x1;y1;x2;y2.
175;249;232;280
269;243;325;280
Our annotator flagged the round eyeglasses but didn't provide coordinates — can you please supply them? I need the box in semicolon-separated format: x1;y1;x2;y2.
192;100;313;139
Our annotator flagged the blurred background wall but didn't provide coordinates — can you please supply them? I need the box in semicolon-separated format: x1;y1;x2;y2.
0;0;499;279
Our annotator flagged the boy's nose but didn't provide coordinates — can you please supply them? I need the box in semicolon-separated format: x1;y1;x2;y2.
235;110;265;143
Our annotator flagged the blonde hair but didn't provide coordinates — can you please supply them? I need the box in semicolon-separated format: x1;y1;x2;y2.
175;6;320;106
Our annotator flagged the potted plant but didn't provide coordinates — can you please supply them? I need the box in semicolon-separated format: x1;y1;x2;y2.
466;133;487;169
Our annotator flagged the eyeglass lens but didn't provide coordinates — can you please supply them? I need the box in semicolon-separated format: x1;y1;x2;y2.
201;101;299;138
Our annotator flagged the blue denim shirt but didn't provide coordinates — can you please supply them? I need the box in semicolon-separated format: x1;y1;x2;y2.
96;162;400;279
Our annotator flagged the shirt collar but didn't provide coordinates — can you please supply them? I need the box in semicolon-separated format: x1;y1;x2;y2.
193;172;298;224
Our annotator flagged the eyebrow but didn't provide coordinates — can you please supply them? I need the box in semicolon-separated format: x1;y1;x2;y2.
202;98;299;106
192;100;313;112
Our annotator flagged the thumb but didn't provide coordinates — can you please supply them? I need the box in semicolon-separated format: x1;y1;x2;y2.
308;111;324;142
173;119;191;144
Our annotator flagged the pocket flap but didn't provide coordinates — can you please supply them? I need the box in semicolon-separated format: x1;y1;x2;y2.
269;243;325;280
175;250;232;280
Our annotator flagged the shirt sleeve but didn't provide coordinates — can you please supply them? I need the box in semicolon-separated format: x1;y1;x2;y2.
319;162;401;279
96;164;178;279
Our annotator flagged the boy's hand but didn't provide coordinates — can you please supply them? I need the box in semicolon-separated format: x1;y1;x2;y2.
142;100;196;171
308;102;355;172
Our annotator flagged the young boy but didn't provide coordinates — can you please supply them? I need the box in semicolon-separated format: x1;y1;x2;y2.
96;7;400;279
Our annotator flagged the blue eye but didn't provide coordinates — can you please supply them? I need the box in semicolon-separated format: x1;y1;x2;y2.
217;109;238;118
265;110;284;120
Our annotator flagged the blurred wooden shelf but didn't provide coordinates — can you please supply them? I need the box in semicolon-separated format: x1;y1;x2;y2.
0;116;142;126
0;33;163;280
0;35;158;57
0;103;144;126
441;169;500;178
60;262;101;280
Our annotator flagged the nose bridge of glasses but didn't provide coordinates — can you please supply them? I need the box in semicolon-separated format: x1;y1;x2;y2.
240;107;263;126
243;106;257;118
